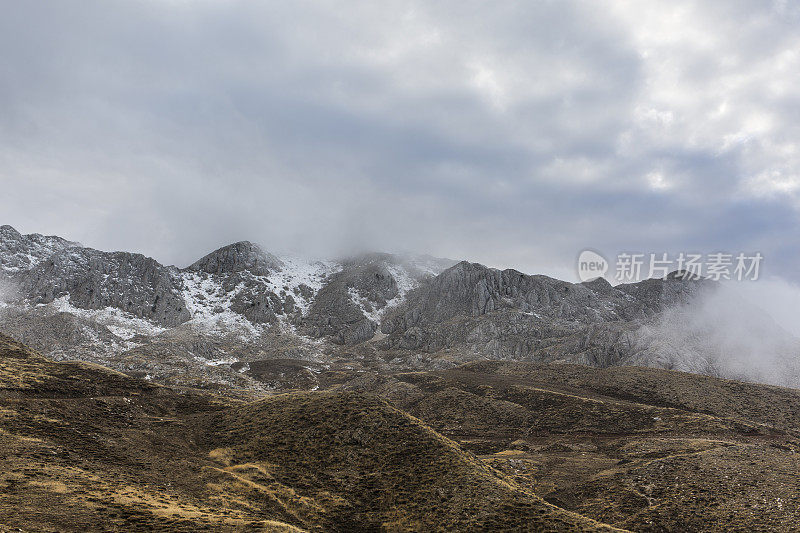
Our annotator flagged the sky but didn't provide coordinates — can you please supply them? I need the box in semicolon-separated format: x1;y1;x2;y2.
1;0;800;282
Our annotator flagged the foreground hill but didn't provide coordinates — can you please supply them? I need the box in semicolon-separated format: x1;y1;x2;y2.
0;334;615;532
343;362;800;531
4;331;800;530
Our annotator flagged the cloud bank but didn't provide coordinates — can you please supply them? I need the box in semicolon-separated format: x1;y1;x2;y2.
1;0;799;281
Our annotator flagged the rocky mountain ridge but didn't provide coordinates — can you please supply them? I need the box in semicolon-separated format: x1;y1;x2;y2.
0;229;443;335
1;225;798;392
379;261;707;355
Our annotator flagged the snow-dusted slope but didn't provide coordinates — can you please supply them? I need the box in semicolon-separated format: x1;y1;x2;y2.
0;225;79;274
180;254;338;337
0;227;450;360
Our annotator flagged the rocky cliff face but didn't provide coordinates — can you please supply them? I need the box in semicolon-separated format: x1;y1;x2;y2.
382;261;705;330
0;225;79;276
301;254;400;345
378;260;710;361
183;242;296;326
12;248;190;327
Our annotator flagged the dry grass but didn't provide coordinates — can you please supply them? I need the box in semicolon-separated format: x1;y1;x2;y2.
7;327;799;531
0;334;617;532
348;361;800;531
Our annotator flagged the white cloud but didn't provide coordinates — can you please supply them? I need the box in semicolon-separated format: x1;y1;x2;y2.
0;0;799;277
646;171;671;191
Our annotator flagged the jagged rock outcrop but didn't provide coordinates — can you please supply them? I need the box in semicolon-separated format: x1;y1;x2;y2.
300;255;392;345
0;225;79;276
1;226;190;327
228;281;281;324
15;248;190;327
187;241;283;276
182;242;304;325
379;261;710;361
300;253;434;345
346;255;400;307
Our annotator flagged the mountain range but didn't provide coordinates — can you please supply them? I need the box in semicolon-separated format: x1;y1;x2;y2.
1;224;798;394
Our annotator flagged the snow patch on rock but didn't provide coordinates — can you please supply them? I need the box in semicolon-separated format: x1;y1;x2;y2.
180;272;267;339
265;255;338;314
48;295;168;338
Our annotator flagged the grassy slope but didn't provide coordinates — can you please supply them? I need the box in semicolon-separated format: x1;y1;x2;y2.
0;334;616;532
347;362;800;531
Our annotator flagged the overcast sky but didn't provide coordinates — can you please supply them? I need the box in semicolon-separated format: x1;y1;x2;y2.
1;0;799;281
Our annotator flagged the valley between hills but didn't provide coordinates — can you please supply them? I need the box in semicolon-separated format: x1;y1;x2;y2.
2;333;799;531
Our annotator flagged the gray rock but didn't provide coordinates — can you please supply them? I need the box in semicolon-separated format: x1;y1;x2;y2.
299;254;421;345
0;225;79;276
15;247;190;327
229;282;278;324
300;275;376;345
187;241;283;276
380;261;711;361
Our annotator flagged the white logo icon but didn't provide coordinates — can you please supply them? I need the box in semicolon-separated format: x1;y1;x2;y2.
577;250;609;282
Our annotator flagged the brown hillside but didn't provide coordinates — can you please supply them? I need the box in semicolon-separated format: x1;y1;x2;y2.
342;361;800;531
0;334;617;532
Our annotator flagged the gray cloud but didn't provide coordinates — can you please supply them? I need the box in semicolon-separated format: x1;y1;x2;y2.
1;0;799;281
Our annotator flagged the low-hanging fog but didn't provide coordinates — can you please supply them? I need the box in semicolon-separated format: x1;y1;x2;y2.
635;278;800;387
